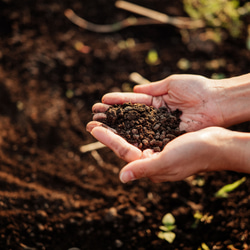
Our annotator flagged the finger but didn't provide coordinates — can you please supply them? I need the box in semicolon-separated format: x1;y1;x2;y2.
90;126;142;162
102;92;153;106
141;149;155;159
134;79;169;96
93;113;107;121
92;103;110;113
119;153;162;183
86;121;104;133
86;121;117;133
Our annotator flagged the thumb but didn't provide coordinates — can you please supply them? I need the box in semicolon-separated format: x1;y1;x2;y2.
134;78;169;96
119;154;162;183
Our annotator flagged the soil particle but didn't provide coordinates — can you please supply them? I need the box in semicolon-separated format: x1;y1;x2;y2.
103;103;186;151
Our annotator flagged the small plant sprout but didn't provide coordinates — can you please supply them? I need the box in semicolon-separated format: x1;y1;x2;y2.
191;176;205;187
215;177;246;198
211;73;226;79
158;213;176;243
117;38;136;50
183;0;250;38
198;242;210;250
192;211;213;229
146;49;160;65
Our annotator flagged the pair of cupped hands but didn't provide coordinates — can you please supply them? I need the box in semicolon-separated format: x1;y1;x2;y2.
87;74;227;183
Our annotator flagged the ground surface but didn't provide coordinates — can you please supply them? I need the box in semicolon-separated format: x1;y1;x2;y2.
0;0;250;249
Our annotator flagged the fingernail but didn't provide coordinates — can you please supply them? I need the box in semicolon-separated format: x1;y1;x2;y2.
86;125;93;133
120;171;135;183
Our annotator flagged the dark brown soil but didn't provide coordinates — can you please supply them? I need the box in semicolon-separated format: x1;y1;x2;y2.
103;103;185;151
1;0;250;249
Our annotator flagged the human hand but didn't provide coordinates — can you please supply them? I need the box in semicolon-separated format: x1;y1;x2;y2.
90;74;225;132
86;74;227;181
119;127;227;183
87;74;250;182
86;126;235;183
87;74;225;166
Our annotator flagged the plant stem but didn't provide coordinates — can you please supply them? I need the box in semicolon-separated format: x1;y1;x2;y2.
64;9;161;33
115;0;205;29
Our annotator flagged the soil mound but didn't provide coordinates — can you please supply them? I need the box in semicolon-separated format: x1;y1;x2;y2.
103;103;186;151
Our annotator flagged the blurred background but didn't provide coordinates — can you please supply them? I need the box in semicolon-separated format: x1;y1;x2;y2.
0;0;250;249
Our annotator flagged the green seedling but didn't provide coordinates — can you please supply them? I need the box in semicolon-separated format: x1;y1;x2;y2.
117;38;136;50
183;0;250;41
211;73;226;79
158;213;176;243
215;177;246;198
198;242;210;250
146;49;160;65
192;211;213;229
191;176;206;187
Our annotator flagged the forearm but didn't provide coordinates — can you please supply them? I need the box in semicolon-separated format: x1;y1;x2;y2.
212;129;250;174
214;73;250;127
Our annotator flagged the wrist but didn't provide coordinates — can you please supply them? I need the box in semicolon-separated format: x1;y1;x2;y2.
213;129;250;173
199;127;250;174
214;73;250;127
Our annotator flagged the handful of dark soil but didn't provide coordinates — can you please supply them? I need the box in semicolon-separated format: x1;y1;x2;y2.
103;103;186;152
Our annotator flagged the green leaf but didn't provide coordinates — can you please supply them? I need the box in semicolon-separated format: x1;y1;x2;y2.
162;213;175;226
159;225;169;232
146;49;160;65
193;211;203;220
183;0;244;38
201;242;210;250
159;224;176;232
211;73;226;79
215;177;246;198
158;231;176;243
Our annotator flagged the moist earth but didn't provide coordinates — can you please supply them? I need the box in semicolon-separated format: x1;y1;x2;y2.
103;103;186;151
1;0;250;249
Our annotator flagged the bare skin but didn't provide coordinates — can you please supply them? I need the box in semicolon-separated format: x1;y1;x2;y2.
118;127;250;183
92;75;225;132
87;74;250;183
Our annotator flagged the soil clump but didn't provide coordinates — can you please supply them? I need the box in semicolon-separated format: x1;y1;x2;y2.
103;103;186;151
